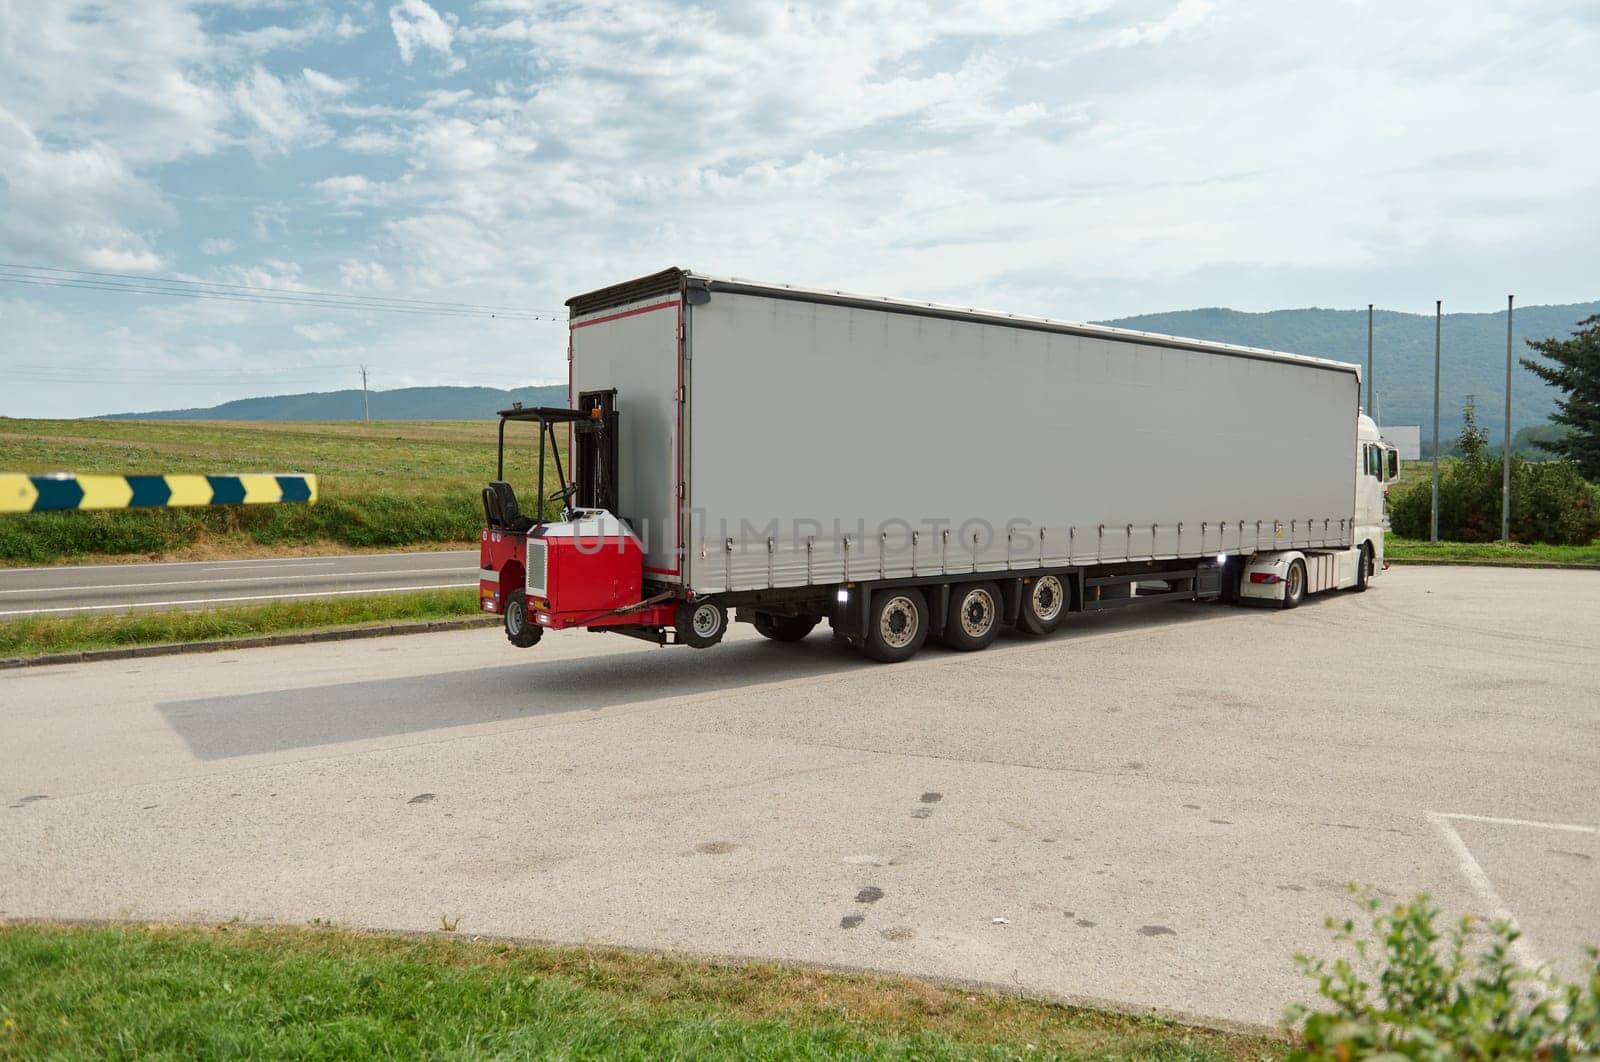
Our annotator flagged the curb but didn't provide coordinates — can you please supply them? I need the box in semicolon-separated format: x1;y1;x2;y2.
0;615;499;670
1388;558;1600;571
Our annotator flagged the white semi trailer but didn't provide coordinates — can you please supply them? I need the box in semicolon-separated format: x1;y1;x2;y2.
478;268;1399;662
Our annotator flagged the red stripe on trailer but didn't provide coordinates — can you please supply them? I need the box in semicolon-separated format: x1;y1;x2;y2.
570;299;680;329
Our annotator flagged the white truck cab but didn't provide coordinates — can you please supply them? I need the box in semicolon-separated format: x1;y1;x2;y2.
1237;414;1397;607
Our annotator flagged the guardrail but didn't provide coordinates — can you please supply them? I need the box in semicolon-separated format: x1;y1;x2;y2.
0;473;318;513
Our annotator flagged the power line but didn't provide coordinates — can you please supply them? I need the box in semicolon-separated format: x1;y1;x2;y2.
0;267;566;321
0;261;569;316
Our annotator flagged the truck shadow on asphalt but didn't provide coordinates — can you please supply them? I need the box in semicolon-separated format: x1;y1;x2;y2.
155;600;1248;761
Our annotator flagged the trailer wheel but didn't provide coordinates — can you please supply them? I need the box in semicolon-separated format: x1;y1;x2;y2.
1353;544;1371;592
1018;575;1067;635
752;612;817;642
676;599;727;648
940;581;1003;651
863;588;928;663
504;589;543;648
1281;559;1307;610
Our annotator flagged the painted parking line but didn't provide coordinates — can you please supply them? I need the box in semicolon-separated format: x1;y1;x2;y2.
1425;809;1597;977
1432;811;1596;834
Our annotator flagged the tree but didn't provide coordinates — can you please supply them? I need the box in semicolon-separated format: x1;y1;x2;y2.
1456;396;1488;463
1521;314;1600;480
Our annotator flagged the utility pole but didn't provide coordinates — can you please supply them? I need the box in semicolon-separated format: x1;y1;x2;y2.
359;364;370;423
1502;295;1514;541
1366;303;1374;415
1431;300;1441;544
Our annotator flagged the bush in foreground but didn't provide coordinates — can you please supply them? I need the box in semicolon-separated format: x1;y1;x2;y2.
1287;891;1600;1060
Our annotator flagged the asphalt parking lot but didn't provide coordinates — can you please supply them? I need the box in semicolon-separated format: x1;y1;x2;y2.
2;565;1596;1028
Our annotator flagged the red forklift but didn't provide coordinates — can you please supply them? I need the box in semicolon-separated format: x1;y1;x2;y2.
477;389;721;648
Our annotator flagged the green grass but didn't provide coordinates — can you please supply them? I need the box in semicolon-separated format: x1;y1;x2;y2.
0;418;562;565
1384;536;1600;567
0;923;1281;1060
0;589;483;659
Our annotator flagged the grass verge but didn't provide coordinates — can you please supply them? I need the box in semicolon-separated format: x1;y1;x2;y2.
1384;536;1600;567
0;589;481;659
0;923;1282;1060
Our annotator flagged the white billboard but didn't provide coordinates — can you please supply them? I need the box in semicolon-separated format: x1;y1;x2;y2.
1381;425;1421;461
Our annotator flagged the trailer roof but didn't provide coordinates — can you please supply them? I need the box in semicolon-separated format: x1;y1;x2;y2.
566;268;1362;379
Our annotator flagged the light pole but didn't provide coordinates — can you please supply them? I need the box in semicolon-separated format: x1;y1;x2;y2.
1366;303;1374;415
1430;300;1441;544
1501;295;1513;541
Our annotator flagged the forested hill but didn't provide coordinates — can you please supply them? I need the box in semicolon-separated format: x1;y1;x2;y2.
1099;301;1599;439
101;385;569;421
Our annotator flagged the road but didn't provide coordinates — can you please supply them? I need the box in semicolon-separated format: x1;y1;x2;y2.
0;550;479;617
2;565;1597;1028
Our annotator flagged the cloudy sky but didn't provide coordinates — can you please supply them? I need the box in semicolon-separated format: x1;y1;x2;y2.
1;0;1596;417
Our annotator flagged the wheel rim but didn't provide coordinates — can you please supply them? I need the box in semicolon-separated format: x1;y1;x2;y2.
507;599;525;635
959;587;997;638
1031;577;1064;622
692;604;721;638
879;595;919;649
1288;565;1303;598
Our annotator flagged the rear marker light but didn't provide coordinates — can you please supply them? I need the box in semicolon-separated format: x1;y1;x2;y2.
836;589;849;602
1249;573;1280;584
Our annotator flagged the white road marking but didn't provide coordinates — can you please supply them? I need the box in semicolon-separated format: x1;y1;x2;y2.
1434;811;1597;834
0;567;475;595
0;549;477;574
0;582;477;617
1425;811;1548;974
202;561;339;571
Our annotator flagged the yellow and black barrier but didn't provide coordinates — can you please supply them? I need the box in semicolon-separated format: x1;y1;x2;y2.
0;473;318;514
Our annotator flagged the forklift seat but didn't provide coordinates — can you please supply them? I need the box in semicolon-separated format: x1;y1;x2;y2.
483;481;536;533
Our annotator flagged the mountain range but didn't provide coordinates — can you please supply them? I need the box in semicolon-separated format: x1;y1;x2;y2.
103;301;1599;438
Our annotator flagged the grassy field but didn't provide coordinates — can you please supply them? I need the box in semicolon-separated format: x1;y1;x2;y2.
0;418;561;565
1384;536;1600;566
0;923;1282;1060
0;589;483;660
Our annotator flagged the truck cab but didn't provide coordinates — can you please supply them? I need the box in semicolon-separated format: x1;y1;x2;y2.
1236;413;1396;605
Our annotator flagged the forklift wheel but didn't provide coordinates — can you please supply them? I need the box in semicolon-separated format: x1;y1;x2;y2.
504;589;543;647
675;600;727;649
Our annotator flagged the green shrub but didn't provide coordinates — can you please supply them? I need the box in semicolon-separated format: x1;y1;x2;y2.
1390;458;1600;545
1392;403;1600;546
1287;891;1600;1060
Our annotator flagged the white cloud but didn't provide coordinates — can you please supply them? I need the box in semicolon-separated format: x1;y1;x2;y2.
233;66;358;150
294;321;345;342
1109;0;1218;47
301;69;356;97
199;237;238;255
390;0;461;69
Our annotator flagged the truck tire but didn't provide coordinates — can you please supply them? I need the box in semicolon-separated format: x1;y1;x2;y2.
504;589;543;648
752;612;817;642
864;588;928;663
941;581;1003;651
1018;575;1067;635
1353;544;1371;592
1281;559;1307;610
676;599;727;648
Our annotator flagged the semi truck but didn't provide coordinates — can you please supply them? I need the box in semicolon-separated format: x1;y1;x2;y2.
478;268;1399;662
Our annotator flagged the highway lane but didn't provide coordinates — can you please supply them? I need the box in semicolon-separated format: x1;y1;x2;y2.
2;566;1597;1027
0;550;480;617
